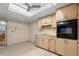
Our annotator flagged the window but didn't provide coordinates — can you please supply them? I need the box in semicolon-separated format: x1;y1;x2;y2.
0;20;6;32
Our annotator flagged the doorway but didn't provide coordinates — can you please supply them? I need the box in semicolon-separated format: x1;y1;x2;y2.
0;20;7;47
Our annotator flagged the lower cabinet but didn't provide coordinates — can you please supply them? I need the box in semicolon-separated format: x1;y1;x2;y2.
38;37;44;48
35;35;78;56
35;36;39;46
65;40;77;56
43;38;49;50
78;41;79;56
49;39;55;52
55;39;65;55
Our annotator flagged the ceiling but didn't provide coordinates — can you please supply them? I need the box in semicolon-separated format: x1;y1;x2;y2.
0;3;70;22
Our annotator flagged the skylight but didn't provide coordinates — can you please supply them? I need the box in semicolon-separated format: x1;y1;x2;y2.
8;4;31;16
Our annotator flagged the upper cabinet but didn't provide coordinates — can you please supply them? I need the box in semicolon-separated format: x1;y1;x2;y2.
45;15;52;25
38;19;42;29
38;15;53;29
56;4;77;21
38;14;57;29
51;14;56;27
41;17;46;25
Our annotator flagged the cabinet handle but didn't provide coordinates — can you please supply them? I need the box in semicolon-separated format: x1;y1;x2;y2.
64;40;66;44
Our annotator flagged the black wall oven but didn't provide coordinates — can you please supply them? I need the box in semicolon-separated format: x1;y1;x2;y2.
57;19;78;40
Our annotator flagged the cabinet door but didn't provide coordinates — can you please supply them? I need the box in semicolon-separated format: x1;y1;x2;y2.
56;4;77;21
41;17;46;25
38;19;42;29
55;39;65;55
49;39;55;52
78;41;79;56
43;38;49;50
52;14;56;27
35;36;39;46
78;4;79;19
45;15;52;25
65;40;77;56
39;37;44;48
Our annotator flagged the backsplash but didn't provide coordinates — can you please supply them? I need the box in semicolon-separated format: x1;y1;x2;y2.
38;28;56;36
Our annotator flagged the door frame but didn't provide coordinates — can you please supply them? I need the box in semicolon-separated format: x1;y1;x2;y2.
0;20;7;47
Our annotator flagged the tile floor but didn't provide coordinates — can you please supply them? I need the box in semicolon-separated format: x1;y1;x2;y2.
0;41;58;56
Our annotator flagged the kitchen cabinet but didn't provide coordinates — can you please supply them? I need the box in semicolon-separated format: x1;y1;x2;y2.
55;39;65;55
41;17;46;25
35;36;39;46
78;41;79;56
56;4;77;21
77;4;79;19
38;19;42;29
51;14;56;27
65;40;77;56
49;38;56;52
43;38;49;50
38;37;44;48
45;15;52;25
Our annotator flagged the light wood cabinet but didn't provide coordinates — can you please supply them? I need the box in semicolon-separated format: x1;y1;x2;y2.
56;4;77;21
78;4;79;19
45;15;52;25
55;39;65;55
41;17;46;25
77;40;79;56
49;39;55;52
43;38;49;50
35;36;39;46
38;37;44;48
52;14;56;27
38;19;42;29
65;40;77;56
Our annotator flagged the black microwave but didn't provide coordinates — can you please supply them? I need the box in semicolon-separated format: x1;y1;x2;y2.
57;19;78;40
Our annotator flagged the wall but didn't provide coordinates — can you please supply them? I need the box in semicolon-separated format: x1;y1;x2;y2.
29;21;39;42
7;21;29;46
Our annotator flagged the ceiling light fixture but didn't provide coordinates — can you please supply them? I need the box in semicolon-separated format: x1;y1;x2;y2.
8;3;31;16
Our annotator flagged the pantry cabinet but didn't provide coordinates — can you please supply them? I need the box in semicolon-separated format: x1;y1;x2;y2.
51;14;56;27
56;4;77;21
65;40;77;56
55;39;65;55
49;38;55;52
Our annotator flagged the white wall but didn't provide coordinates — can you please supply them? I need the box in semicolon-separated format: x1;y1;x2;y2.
29;21;39;42
7;21;29;46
